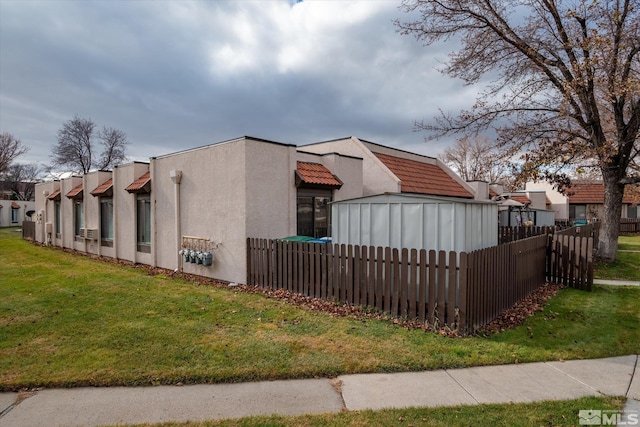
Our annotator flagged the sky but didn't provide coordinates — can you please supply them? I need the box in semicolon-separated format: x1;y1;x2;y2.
0;0;480;168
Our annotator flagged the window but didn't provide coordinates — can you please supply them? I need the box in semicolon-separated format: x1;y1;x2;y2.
137;195;151;252
74;200;84;237
569;204;586;220
55;201;61;236
11;207;19;224
100;198;114;245
297;190;331;238
628;205;638;219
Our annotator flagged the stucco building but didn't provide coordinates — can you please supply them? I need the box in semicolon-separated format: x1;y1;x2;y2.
34;136;487;284
526;181;639;221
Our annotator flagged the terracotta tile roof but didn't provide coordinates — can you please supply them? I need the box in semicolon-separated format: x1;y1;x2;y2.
373;152;474;198
65;184;83;199
295;162;343;189
90;178;113;197
11;201;20;209
566;182;636;204
125;171;151;193
47;189;61;201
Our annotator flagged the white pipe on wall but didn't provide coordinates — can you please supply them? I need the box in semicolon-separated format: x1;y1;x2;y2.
170;169;182;272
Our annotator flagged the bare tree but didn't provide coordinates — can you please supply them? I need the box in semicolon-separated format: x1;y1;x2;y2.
1;163;41;201
439;136;513;184
0;133;28;174
51;115;128;174
397;0;640;261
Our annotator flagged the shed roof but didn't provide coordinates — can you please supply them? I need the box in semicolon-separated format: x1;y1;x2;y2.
333;192;496;205
295;162;343;189
373;152;474;199
510;194;531;205
125;172;151;194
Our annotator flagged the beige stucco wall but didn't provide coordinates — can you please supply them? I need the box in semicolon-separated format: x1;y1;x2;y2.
0;200;35;227
34;181;57;243
524;190;548;211
151;137;299;284
83;171;113;257
526;181;569;219
300;137;400;196
34;165;150;262
295;150;364;202
58;177;84;251
153;138;249;283
113;162;151;265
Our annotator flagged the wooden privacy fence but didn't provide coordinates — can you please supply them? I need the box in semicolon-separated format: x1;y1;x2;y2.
620;218;640;234
547;234;594;291
247;233;594;334
498;226;555;244
248;239;464;330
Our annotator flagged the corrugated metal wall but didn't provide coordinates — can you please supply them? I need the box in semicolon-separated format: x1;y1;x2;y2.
332;194;497;253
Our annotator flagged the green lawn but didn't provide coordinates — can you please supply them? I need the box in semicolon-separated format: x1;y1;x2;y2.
594;235;640;281
1;228;638;391
118;396;625;427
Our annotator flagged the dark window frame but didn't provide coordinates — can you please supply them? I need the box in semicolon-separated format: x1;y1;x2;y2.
100;198;114;246
136;194;151;253
296;188;332;238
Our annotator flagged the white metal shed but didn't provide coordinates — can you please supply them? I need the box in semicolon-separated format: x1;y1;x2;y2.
331;193;498;253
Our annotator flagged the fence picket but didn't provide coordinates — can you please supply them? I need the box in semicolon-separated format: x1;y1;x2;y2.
376;246;383;310
391;248;400;317
418;249;427;324
436;251;446;328
427;250;436;326
400;248;409;318
368;246;376;308
384;247;391;312
409;249;418;320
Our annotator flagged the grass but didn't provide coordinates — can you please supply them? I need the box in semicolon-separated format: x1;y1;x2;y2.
594;235;640;281
116;396;625;427
1;228;639;391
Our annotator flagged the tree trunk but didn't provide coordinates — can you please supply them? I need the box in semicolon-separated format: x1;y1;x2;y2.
598;174;624;261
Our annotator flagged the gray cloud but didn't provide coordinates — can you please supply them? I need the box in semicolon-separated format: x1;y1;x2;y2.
0;0;478;168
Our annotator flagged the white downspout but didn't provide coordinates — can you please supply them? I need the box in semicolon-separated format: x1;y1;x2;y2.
42;190;49;245
83;175;88;254
170;169;182;272
113;168;119;260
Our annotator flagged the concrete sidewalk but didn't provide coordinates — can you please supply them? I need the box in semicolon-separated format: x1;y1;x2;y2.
594;278;640;286
1;355;638;427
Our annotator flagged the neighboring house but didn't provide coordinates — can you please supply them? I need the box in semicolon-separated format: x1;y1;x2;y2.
0;200;35;226
526;181;639;221
34;136;487;284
